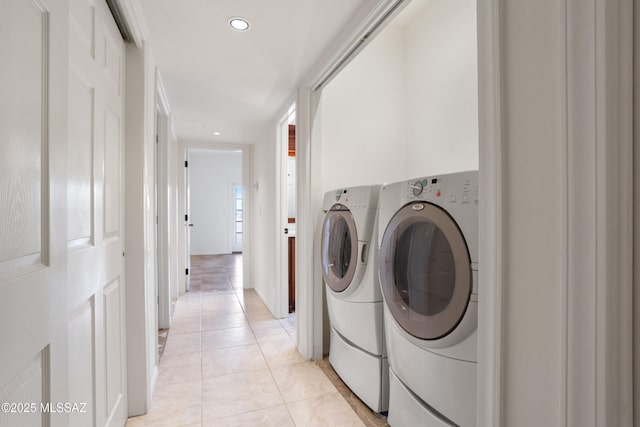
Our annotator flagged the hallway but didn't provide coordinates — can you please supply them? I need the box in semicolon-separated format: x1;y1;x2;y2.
125;255;368;426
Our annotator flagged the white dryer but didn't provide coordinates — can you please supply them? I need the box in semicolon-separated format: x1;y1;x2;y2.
321;185;388;413
377;171;478;427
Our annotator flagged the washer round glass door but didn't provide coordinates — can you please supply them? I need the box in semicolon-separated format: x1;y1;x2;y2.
321;205;358;292
380;202;471;340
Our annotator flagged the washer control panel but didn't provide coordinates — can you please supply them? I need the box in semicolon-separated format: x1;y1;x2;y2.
329;186;379;211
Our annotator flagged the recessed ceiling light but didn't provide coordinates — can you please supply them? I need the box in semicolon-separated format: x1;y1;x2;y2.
212;131;222;136
229;17;250;31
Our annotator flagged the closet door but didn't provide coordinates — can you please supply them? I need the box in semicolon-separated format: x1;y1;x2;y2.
0;1;69;426
67;0;127;425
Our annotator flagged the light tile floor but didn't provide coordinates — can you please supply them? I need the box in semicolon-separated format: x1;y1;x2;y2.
126;254;366;427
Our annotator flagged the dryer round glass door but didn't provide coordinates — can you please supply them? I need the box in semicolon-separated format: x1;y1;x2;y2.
379;202;472;340
321;205;358;292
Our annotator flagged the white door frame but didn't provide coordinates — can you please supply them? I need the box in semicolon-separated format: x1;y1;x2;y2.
124;43;159;416
294;87;319;360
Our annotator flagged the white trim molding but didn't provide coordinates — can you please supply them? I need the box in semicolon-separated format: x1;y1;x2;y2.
109;0;149;47
294;86;317;360
309;0;409;91
565;0;633;425
155;70;173;330
476;0;505;424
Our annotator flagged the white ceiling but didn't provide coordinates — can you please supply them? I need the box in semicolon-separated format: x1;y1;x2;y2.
139;0;377;144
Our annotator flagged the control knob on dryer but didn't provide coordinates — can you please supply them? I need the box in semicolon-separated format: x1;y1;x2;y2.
410;181;424;196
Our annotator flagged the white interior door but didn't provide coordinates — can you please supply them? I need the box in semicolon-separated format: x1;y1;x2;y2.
67;0;127;425
1;0;126;426
0;1;68;426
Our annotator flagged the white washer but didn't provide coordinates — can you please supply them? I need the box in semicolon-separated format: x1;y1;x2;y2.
321;185;388;413
377;171;479;427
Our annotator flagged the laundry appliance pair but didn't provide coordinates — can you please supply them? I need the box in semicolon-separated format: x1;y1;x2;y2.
321;170;479;426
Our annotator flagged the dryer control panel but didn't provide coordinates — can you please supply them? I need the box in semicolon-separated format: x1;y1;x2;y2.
378;170;479;268
403;173;479;206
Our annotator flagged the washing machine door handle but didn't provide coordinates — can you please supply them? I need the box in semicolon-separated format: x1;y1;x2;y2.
359;242;368;264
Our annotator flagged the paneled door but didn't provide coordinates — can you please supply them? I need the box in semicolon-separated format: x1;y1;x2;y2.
1;0;72;426
0;0;126;425
67;0;127;425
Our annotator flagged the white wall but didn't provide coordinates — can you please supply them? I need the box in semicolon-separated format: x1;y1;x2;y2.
320;24;407;192
403;0;478;176
188;149;242;255
251;123;279;313
319;0;478;194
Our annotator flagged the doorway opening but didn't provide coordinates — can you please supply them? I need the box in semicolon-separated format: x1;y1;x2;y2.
187;149;243;254
278;104;297;322
178;143;251;299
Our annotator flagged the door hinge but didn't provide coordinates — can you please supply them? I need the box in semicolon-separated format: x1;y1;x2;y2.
155;134;159;143
184;160;188;167
185;268;189;275
185;214;188;221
